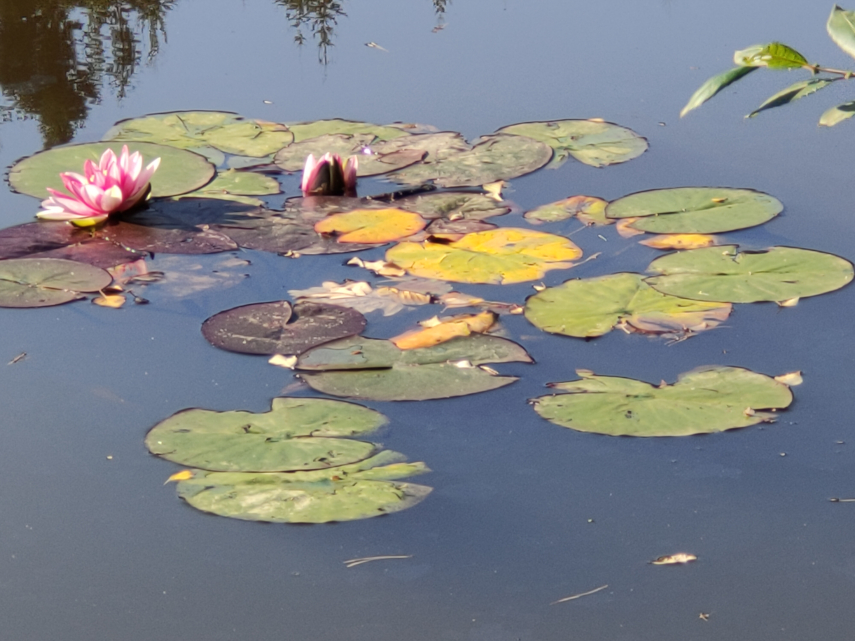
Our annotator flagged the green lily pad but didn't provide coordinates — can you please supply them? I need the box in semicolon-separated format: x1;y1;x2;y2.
286;118;409;143
532;366;794;437
389;134;552;187
0;258;112;307
104;111;294;158
273;132;426;177
174;169;281;206
524;195;609;225
394;191;511;220
146;397;387;472
645;245;854;303
175;463;431;523
524;273;732;338
8;141;216;200
202;300;367;355
496;119;648;168
296;334;531;401
605;187;783;234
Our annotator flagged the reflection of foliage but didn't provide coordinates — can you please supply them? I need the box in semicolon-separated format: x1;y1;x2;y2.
276;0;449;64
0;1;172;148
275;0;346;65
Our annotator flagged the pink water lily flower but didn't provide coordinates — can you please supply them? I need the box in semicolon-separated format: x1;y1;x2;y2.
301;153;358;197
37;145;161;226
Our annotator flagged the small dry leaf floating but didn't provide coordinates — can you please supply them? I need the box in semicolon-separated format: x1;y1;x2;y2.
639;234;718;250
479;365;500;376
743;407;756;417
7;352;26;365
533;283;546;292
651;553;697;565
419;315;443;328
615;218;645;237
346;257;407;277
93;293;126;308
777;297;800;307
699;613;711;622
482;181;505;201
166;469;195;483
774;371;803;386
268;354;298;369
391;311;497;350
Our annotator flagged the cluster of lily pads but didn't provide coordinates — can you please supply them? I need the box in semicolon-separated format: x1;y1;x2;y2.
3;110;851;522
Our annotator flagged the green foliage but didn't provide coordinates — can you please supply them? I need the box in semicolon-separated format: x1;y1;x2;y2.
682;6;855;125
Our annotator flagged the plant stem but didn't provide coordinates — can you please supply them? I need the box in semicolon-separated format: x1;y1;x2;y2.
805;64;855;78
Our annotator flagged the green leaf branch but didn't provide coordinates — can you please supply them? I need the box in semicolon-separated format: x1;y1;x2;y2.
681;5;855;125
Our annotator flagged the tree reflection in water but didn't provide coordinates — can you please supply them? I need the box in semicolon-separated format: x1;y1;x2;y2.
0;0;172;148
0;0;448;148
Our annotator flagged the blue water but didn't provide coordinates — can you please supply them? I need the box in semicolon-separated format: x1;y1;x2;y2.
2;1;855;639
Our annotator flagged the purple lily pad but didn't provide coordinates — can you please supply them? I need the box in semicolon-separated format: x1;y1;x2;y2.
0;222;141;269
201;300;367;355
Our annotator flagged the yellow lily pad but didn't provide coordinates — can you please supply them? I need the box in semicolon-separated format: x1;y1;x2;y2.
639;234;720;250
314;208;427;244
385;228;583;284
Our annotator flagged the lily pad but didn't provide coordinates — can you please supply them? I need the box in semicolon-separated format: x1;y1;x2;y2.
273;133;427;176
532;366;793;437
419;218;497;241
146;397;386;472
524;195;609;225
385;228;582;284
314;208;427;243
175;169;281;206
389;134;552;187
8;141;216;200
0;258;112;307
202;300;367;355
605;187;783;234
174;458;431;523
210;200;385;255
91;198;244;255
645;245;854;303
296;334;531;401
524;273;731;338
394;191;511;220
286;118;409;143
104;111;294;157
496;119;648;168
0;222;141;269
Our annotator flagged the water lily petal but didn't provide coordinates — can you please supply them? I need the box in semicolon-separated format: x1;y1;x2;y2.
301;154;319;194
99;185;125;213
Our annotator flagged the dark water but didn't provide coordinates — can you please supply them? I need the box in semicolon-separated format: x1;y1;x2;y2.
2;1;855;639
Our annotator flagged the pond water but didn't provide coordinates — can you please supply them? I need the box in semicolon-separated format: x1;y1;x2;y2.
2;1;855;639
